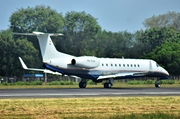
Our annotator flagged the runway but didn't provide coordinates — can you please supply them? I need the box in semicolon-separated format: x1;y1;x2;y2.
0;87;180;98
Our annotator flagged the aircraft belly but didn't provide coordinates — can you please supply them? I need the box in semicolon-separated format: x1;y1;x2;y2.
146;72;168;79
44;63;100;79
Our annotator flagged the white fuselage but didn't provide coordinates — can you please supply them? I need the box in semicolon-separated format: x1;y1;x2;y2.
44;56;168;81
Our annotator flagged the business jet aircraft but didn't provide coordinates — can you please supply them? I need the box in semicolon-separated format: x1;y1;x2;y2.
14;31;169;88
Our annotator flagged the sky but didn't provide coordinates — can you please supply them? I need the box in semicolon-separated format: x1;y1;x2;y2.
0;0;180;33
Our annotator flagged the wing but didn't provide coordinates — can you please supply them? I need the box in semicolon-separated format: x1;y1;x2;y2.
19;57;62;75
97;72;148;80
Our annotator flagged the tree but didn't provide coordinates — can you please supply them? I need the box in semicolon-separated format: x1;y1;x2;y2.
10;5;64;33
15;38;39;76
0;30;16;76
135;27;180;55
142;42;180;75
93;30;135;58
59;11;101;56
9;5;65;68
0;30;38;77
143;11;180;31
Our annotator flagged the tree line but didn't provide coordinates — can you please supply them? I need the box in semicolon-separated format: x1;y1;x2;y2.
0;5;180;78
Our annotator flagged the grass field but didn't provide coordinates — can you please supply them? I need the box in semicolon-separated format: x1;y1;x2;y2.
0;80;180;89
0;97;180;119
0;80;180;118
0;83;180;89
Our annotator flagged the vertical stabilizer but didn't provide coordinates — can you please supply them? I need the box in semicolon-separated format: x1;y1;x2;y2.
34;32;72;61
14;32;72;61
37;34;60;61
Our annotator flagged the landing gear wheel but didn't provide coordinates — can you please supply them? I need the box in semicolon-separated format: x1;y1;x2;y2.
104;83;107;88
79;82;87;88
155;83;161;88
155;79;161;88
104;83;112;88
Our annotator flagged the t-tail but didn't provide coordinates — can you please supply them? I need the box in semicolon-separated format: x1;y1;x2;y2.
14;31;72;62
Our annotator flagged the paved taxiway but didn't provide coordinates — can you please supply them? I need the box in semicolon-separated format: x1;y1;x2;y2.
0;87;180;98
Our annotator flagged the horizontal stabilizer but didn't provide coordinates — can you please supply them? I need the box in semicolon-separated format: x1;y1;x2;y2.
14;31;63;36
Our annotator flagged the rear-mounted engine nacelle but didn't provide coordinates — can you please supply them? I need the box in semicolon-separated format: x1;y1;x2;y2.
71;56;100;68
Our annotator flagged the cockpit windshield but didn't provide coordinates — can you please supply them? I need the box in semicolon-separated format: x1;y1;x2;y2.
156;63;159;67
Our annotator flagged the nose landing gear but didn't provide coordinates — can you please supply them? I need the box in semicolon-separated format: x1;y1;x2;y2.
155;79;161;88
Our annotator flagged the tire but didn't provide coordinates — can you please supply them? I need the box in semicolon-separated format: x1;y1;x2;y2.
107;83;112;88
155;83;160;88
104;83;107;88
104;83;111;88
79;82;86;88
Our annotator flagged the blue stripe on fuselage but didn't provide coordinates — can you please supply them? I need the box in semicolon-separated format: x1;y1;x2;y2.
44;64;100;79
44;64;64;74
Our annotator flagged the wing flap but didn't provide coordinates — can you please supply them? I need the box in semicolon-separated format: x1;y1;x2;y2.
97;72;147;80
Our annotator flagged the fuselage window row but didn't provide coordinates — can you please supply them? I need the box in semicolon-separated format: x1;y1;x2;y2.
101;63;140;67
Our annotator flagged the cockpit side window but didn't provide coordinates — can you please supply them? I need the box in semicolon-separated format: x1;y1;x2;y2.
156;63;159;67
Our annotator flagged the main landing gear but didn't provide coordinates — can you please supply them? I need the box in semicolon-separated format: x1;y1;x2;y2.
155;79;161;88
79;79;87;88
79;78;115;88
104;79;114;88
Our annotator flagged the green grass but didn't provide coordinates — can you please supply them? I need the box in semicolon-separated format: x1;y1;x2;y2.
127;79;178;85
0;97;180;119
1;80;180;118
0;80;180;89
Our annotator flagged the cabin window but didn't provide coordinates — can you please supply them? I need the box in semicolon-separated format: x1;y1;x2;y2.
111;64;113;66
115;64;117;67
106;64;108;66
102;64;104;66
131;64;133;67
127;64;129;67
119;64;121;67
138;64;140;67
134;64;136;67
123;64;125;67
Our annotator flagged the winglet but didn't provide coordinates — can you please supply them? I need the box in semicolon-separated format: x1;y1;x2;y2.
18;57;62;75
18;57;28;69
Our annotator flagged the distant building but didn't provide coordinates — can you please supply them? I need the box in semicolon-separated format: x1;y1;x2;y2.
23;74;44;82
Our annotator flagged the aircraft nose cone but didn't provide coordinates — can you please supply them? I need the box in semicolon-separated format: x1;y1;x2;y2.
162;68;169;76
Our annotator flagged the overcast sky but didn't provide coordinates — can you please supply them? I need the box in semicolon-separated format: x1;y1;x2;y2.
0;0;180;33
